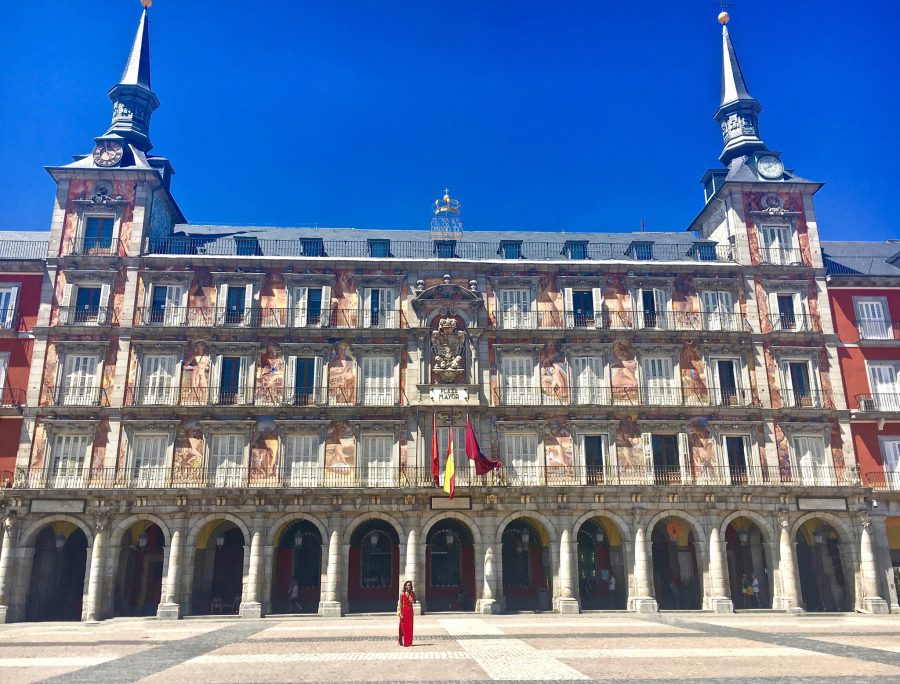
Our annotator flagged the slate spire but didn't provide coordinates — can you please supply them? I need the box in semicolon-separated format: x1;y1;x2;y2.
102;5;160;152
714;15;766;165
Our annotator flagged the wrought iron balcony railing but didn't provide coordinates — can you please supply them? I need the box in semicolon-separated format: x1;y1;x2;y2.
854;393;900;413
2;463;861;491
57;305;117;326
758;247;806;266
124;385;408;408
778;390;834;410
864;471;900;491
857;319;900;341
135;306;406;329
0;311;25;333
0;387;24;407
764;313;821;333
44;386;109;407
493;385;757;408
67;238;128;257
493;309;751;333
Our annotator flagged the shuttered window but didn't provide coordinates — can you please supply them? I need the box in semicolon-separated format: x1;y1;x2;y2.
641;356;678;405
50;433;91;487
61;354;99;405
360;434;393;486
132;433;168;485
571;355;605;405
792;436;829;485
701;290;735;331
360;355;394;406
503;432;539;484
501;355;533;405
209;434;244;486
140;354;177;404
0;285;20;329
284;433;319;486
499;289;530;329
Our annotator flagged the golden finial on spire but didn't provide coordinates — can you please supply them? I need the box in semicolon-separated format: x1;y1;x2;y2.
141;0;153;8
716;1;732;24
718;11;730;24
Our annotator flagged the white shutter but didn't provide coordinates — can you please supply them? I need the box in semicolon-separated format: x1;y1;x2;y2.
779;360;794;407
141;354;176;404
363;288;373;328
501;355;532;405
313;356;323;403
640;432;653;482
0;354;7;393
500;289;529;329
382;288;397;328
165;285;184;326
210;433;243;486
572;356;604;405
642;357;676;405
0;285;19;329
718;291;734;330
63;354;98;405
319;285;332;326
362;355;393;405
237;356;249;404
563;288;574;328
362;434;393;486
701;291;717;330
50;434;90;487
284;355;297;403
99;283;111;324
884;441;900;490
293;287;308;327
60;284;73;324
210;354;223;404
592;287;604;329
132;434;167;486
653;289;668;329
869;364;899;411
285;434;319;486
677;432;691;483
243;284;254;326
216;283;228;325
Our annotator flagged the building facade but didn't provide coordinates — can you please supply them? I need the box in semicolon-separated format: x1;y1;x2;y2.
825;241;900;608
0;9;894;623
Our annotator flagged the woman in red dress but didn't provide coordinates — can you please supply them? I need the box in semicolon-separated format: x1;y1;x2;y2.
397;581;415;647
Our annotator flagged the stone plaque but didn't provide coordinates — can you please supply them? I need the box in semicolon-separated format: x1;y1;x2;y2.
429;386;468;403
797;497;847;512
430;496;472;510
30;499;86;514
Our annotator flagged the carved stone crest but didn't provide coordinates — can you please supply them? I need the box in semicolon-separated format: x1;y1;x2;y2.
431;318;465;384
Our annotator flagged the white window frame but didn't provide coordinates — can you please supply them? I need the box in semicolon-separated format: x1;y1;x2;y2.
635;286;670;330
362;287;398;329
58;351;102;406
500;353;536;405
498;288;532;329
289;284;332;328
137;352;179;405
768;290;808;332
865;361;900;411
758;223;797;265
206;432;247;486
47;432;92;488
707;355;748;407
717;433;760;485
145;281;187;326
60;281;112;326
0;352;8;398
282;432;323;486
129;432;174;487
359;354;396;406
854;296;892;340
778;356;820;408
0;284;20;330
502;431;541;484
563;287;603;329
209;352;255;405
77;210;121;254
790;434;831;486
880;438;900;491
284;354;324;406
570;354;608;406
639;354;680;406
700;289;736;331
359;432;395;486
641;431;691;485
215;281;256;327
576;431;612;482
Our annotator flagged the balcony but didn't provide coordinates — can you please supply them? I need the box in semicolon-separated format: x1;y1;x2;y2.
147;237;735;263
0;311;25;334
0;387;24;407
759;247;806;266
2;463;861;491
57;306;117;326
125;385;407;408
864;472;900;491
67;238;127;257
493;385;757;408
135;306;405;330
857;319;900;341
493;310;750;333
778;390;834;410
854;393;900;413
45;386;109;407
764;313;821;333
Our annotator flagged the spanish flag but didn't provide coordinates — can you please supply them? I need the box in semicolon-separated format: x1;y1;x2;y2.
442;428;455;498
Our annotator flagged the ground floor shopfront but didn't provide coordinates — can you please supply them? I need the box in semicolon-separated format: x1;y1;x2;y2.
0;487;896;623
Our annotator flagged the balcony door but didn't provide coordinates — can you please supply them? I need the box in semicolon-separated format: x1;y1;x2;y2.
503;432;540;484
701;290;734;331
642;356;678;405
639;288;668;329
364;288;397;328
760;225;792;264
780;360;813;407
62;354;99;406
292;286;329;327
140;354;177;405
883;440;900;490
360;434;393;486
869;363;899;411
792;436;830;485
284;434;319;486
855;298;891;340
286;356;320;406
149;284;184;326
571;355;605;405
501;355;533;405
50;434;91;488
647;433;688;484
724;435;751;485
499;289;530;329
360;355;393;406
0;285;18;329
713;358;741;406
209;434;244;486
132;434;168;486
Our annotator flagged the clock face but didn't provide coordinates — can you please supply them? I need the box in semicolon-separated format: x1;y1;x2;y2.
92;141;124;167
757;155;784;180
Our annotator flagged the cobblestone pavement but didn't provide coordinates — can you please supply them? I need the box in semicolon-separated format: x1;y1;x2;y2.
0;613;899;683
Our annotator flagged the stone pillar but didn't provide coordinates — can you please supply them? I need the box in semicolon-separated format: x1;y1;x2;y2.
628;522;657;613
404;529;421;615
776;514;800;611
704;524;734;613
477;543;499;614
240;527;263;618
319;528;342;616
84;512;111;622
158;519;184;619
557;528;579;613
870;513;900;612
0;513;17;623
858;513;890;614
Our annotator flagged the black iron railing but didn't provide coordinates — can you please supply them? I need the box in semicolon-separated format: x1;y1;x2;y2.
67;238;128;257
857;319;900;341
778;390;834;410
493;385;758;408
124;385;408;408
854;394;900;413
135;306;406;329
758;247;806;266
864;472;900;491
44;386;109;407
57;306;117;326
764;313;821;333
493;309;750;332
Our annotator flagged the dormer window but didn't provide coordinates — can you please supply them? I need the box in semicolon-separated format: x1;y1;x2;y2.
368;240;391;258
434;240;457;259
691;241;719;262
629;241;654;261
563;241;588;260
300;238;325;257
499;240;523;260
234;236;260;256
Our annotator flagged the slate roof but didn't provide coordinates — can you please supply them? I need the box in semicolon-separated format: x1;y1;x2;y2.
822;240;900;277
0;230;49;260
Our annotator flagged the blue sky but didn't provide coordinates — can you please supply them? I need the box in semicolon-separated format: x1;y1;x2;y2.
1;1;898;240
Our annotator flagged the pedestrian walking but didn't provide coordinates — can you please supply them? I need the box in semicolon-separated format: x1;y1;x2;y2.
607;574;617;609
751;574;761;608
288;578;302;612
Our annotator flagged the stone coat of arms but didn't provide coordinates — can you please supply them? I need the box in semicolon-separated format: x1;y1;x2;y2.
431;318;466;383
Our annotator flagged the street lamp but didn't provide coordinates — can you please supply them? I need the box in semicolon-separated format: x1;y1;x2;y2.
294;531;304;548
521;529;530;545
445;530;455;546
216;535;225;549
813;531;825;545
595;529;606;544
138;531;148;549
738;530;749;546
55;533;66;549
370;531;379;546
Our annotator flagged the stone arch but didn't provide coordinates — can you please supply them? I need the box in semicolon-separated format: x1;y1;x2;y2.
344;511;405;544
20;515;95;548
266;513;329;548
719;510;776;545
645;510;707;543
110;514;172;549
186;513;251;549
791;512;857;613
790;512;854;545
421;512;483;547
495;510;558;547
572;510;633;543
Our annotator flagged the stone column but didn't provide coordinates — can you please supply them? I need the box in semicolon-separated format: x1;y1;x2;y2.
870;513;900;612
0;513;17;623
240;526;263;618
776;513;800;611
628;522;657;612
158;519;185;619
477;543;499;614
704;524;734;613
84;511;111;621
858;513;890;613
404;529;421;615
557;528;579;613
319;528;342;616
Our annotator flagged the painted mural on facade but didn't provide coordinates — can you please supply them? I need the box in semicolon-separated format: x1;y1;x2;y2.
603;273;630;327
60;179;136;257
615;416;643;470
324;420;354;472
540;342;569;401
328;342;356;404
680;340;708;404
182;339;210;403
544;420;574;475
610;341;638;403
250;419;279;478
333;270;358;327
257;345;284;404
536;274;563;327
671;275;700;328
687;417;717;478
173;421;205;479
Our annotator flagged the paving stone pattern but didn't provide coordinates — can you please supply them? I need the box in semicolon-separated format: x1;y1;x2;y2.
0;613;898;683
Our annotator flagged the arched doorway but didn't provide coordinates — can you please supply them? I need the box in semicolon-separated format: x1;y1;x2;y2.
191;521;245;615
115;522;165;616
577;518;625;610
651;517;701;610
270;520;322;614
887;518;900;604
724;518;771;609
501;518;551;612
796;520;852;612
26;524;88;621
348;520;399;613
425;519;476;612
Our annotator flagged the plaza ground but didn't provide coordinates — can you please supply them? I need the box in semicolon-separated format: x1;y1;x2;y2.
0;613;899;683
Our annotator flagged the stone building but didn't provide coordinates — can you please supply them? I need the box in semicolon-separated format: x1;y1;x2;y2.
0;8;894;622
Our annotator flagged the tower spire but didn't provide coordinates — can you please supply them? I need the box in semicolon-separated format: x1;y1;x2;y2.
714;12;766;165
102;1;160;152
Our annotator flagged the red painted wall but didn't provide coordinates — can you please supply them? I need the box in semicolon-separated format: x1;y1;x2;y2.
837;346;900;409
829;288;900;343
0;417;22;476
854;423;900;485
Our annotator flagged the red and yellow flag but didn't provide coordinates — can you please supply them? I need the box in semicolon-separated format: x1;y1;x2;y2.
442;427;455;498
